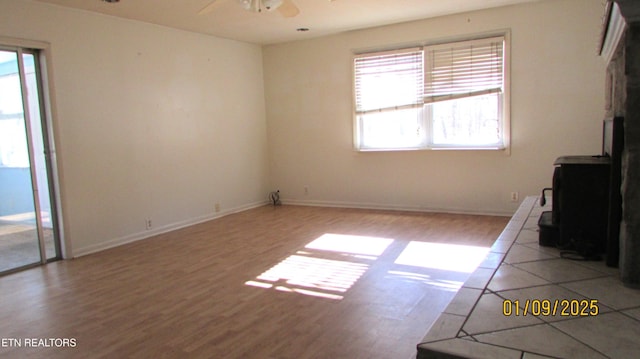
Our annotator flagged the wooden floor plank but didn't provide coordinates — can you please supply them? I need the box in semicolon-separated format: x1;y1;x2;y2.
0;205;508;358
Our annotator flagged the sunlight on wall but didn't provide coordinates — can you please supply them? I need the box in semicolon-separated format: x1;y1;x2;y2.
394;241;489;273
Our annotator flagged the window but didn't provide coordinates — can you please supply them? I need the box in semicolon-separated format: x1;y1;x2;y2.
353;35;508;151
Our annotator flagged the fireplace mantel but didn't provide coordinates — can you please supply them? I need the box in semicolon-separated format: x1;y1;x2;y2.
600;2;626;64
600;0;640;64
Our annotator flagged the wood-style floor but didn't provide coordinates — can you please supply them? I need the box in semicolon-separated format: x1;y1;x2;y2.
0;205;509;359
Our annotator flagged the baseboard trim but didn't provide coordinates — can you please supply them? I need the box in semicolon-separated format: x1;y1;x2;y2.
72;198;511;257
281;198;513;217
72;200;269;258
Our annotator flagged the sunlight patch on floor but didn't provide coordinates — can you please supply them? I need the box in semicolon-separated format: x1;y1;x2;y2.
245;233;392;300
394;241;489;273
257;254;369;292
305;233;394;256
385;270;463;291
245;254;369;300
274;285;345;300
245;234;490;301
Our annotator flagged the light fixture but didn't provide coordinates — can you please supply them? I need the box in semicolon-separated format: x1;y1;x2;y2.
101;0;120;3
238;0;283;13
263;0;283;10
239;0;253;10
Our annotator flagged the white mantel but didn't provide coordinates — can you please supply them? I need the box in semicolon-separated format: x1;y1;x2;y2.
600;2;626;64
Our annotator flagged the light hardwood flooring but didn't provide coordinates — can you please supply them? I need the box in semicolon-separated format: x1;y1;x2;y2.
0;205;509;359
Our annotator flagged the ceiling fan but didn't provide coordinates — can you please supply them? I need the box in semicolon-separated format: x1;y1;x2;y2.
198;0;301;18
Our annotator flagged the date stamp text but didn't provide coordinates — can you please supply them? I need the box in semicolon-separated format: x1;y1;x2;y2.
502;299;599;317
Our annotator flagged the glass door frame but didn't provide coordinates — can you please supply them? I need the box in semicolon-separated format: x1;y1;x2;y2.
0;36;66;274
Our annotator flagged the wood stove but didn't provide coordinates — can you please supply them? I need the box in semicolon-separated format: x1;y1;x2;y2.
538;117;624;265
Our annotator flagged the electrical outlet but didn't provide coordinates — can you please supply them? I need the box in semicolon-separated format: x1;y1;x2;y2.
304;186;309;195
510;192;519;202
215;203;221;212
145;218;152;230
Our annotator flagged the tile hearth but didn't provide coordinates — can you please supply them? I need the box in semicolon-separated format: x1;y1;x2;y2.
417;196;640;359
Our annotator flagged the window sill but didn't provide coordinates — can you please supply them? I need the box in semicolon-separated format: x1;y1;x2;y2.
355;146;509;153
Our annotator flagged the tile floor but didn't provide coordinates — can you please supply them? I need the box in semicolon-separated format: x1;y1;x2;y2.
417;196;640;359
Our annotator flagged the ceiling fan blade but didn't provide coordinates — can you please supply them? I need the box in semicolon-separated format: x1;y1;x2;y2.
277;0;300;18
198;0;224;15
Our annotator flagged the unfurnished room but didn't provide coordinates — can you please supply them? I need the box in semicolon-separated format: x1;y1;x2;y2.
0;0;639;358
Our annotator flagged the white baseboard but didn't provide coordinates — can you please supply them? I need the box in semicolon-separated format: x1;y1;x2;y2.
72;200;269;258
281;198;513;217
71;198;511;257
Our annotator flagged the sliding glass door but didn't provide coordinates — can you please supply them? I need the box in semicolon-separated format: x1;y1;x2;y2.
0;47;60;274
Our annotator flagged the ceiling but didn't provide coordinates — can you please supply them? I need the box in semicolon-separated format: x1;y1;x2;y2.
33;0;542;45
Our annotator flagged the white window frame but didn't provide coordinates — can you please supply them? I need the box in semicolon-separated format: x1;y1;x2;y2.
353;33;510;152
353;48;426;151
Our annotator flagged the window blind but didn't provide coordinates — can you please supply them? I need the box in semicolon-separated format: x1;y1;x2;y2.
354;49;423;114
424;37;504;104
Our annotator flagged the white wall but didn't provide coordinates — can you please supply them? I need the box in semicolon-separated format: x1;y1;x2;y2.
263;0;606;215
0;0;269;256
0;0;607;258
